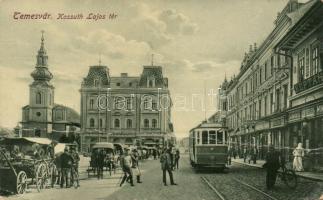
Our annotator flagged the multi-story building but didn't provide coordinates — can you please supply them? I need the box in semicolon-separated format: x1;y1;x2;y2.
80;65;174;152
275;0;323;170
21;33;80;140
217;0;322;170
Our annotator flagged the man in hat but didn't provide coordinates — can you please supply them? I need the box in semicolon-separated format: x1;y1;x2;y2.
131;149;142;183
70;148;80;187
263;145;281;189
60;147;73;188
120;148;134;186
160;148;177;186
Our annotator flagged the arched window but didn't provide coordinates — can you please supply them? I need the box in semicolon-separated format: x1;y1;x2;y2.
126;119;132;128
152;119;157;128
144;119;149;128
114;119;120;128
90;118;95;127
36;92;41;104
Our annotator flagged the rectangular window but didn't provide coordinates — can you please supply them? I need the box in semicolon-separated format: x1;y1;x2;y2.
202;131;208;144
305;48;310;78
312;46;319;76
271;56;274;75
270;93;274;114
283;85;288;110
258;99;262;118
276;88;280;112
209;131;216;144
298;50;305;82
264;63;267;80
197;132;200;144
217;131;223;144
259;68;262;84
264;96;267;116
126;97;132;110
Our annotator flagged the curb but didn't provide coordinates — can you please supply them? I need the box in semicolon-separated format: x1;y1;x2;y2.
232;160;323;182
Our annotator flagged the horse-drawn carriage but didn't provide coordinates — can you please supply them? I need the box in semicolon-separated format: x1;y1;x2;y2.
87;142;116;178
0;137;58;194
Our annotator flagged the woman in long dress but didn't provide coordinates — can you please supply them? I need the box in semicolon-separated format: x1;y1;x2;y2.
293;143;305;171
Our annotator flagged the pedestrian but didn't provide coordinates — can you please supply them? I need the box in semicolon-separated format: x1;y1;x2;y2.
174;149;180;170
160;148;177;186
293;143;305;172
97;150;105;179
252;146;258;164
233;146;237;159
131;149;142;183
243;146;247;163
120;148;134;187
60;147;73;188
70;148;80;187
263;145;281;189
153;149;157;160
227;147;232;165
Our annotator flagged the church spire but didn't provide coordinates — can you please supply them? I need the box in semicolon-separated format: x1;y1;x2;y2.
31;31;53;82
36;30;48;67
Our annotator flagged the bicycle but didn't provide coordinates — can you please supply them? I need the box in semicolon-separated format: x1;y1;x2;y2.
278;162;298;189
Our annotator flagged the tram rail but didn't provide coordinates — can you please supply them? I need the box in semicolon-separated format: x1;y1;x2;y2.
201;176;280;200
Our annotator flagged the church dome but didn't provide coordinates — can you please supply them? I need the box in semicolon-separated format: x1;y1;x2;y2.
31;67;53;81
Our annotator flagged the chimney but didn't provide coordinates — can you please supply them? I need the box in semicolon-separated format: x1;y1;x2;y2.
249;45;253;53
121;73;128;77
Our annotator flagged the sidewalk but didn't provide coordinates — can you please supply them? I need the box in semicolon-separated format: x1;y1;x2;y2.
232;158;323;182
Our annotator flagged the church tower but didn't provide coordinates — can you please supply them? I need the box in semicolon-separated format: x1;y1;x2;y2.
27;31;54;137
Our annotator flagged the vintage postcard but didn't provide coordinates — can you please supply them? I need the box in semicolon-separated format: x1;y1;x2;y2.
0;0;322;199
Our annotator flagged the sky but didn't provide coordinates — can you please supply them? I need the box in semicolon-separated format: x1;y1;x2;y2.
0;0;292;138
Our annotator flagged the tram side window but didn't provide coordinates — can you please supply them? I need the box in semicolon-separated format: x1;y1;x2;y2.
202;131;208;144
209;131;216;144
197;132;200;144
217;131;223;144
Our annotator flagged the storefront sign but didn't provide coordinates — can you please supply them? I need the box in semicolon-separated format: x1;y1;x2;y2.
271;117;284;127
289;111;301;121
294;71;323;94
303;107;315;117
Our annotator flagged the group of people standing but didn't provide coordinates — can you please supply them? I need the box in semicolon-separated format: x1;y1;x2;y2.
118;147;180;187
56;147;80;188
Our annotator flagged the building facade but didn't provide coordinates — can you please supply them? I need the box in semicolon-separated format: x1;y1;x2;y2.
217;0;323;170
80;65;174;152
21;33;80;141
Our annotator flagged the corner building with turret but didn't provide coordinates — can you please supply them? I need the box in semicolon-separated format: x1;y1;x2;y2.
80;65;174;152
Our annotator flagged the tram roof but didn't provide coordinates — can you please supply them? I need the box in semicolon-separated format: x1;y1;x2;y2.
189;122;225;132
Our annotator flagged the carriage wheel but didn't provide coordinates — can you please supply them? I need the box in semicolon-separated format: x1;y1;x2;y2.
16;171;28;194
36;163;47;192
49;164;59;188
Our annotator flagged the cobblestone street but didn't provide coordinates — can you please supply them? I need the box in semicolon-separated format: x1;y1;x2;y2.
1;154;322;200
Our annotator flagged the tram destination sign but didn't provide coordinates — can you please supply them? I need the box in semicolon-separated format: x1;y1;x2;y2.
294;71;323;94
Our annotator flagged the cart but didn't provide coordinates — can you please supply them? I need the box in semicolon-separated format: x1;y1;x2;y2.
87;142;115;178
0;137;58;194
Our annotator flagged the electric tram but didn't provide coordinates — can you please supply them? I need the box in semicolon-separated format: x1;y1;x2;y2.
189;121;228;171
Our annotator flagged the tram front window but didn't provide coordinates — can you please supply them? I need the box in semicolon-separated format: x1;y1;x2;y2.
202;131;208;144
209;131;216;144
217;131;223;144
